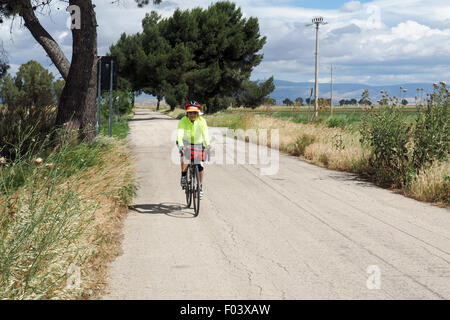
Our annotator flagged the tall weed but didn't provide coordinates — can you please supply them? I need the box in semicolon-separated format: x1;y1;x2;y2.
360;105;412;187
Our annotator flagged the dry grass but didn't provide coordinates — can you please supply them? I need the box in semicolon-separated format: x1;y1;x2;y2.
67;137;135;299
207;113;372;173
407;160;449;206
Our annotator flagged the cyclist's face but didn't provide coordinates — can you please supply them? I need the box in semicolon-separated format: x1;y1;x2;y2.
187;112;198;121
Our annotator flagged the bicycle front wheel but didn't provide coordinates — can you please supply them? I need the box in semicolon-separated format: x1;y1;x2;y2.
185;166;192;208
192;165;201;217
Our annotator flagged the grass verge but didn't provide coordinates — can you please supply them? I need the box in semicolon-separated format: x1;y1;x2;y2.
0;114;135;299
100;113;133;139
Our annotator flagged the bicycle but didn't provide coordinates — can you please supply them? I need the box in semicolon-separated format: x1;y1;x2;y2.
180;145;210;217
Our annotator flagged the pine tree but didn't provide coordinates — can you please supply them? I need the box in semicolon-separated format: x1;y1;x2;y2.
236;77;275;109
110;1;267;113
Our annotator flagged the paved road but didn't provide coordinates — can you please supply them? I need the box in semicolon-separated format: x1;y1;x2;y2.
104;109;450;299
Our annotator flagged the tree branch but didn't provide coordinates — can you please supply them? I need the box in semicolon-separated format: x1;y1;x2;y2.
18;1;70;80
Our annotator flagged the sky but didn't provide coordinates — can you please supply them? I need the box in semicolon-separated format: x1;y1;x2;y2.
1;0;449;85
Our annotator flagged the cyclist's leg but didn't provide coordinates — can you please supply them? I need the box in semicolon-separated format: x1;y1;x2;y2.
180;141;190;187
197;164;204;199
181;158;188;173
192;143;205;186
199;164;204;185
181;141;190;174
180;158;188;185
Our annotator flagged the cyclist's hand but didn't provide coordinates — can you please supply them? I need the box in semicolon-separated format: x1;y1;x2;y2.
179;146;184;156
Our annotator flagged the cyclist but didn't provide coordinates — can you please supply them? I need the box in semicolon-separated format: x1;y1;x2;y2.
177;101;210;199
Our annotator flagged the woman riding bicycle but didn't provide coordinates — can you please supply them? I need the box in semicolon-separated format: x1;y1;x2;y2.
177;101;210;199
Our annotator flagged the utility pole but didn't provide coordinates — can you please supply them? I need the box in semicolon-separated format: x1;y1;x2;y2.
330;64;334;115
307;17;328;120
108;59;114;137
96;57;102;136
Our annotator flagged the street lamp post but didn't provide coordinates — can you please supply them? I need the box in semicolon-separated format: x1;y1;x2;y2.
307;17;327;120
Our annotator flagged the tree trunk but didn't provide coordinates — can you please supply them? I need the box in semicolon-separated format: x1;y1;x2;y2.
19;2;70;80
55;0;98;141
20;0;98;141
157;97;161;110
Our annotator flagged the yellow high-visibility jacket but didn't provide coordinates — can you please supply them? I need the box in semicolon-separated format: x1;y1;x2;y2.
177;115;210;147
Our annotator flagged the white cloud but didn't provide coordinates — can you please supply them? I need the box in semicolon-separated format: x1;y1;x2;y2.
375;20;449;42
1;0;449;85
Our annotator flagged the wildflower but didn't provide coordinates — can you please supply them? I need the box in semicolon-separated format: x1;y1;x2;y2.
433;83;439;89
45;163;54;170
34;158;43;166
439;81;446;87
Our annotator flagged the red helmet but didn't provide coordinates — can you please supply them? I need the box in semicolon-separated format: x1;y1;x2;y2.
186;101;201;112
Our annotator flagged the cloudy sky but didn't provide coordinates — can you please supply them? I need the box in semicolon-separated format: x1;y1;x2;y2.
1;0;449;85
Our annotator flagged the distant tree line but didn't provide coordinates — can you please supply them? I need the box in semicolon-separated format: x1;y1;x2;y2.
339;99;358;106
280;97;331;107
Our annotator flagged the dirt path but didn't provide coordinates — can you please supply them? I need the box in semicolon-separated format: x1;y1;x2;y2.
104;109;450;299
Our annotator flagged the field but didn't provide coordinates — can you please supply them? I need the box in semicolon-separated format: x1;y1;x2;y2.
223;105;420;128
144;104;420;127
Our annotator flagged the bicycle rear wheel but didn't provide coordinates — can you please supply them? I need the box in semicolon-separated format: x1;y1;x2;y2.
192;165;201;217
185;166;192;208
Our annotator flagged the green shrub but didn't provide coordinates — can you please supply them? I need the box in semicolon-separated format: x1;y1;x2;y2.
326;117;346;128
412;83;449;169
0;106;56;161
100;89;133;119
287;134;315;156
360;105;412;187
360;83;449;189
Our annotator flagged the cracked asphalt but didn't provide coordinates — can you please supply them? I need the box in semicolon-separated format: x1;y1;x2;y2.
104;109;450;299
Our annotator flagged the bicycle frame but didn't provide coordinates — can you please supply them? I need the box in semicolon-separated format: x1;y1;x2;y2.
180;145;209;217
